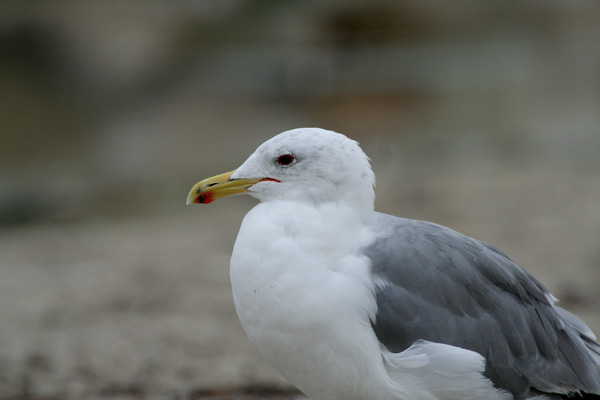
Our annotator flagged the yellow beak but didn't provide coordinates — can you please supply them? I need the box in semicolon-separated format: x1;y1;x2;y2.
186;169;274;205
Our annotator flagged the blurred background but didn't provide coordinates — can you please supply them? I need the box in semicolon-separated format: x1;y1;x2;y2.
1;1;599;399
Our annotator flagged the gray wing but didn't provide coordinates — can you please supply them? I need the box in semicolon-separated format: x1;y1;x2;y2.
365;213;600;399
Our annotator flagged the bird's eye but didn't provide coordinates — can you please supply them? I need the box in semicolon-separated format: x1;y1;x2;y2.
276;154;295;166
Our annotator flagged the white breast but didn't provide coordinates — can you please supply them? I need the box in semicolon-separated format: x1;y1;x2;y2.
230;201;392;400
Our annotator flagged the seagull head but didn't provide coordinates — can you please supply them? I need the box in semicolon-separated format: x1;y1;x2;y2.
187;128;375;210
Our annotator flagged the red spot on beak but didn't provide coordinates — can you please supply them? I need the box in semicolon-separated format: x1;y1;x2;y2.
197;192;215;204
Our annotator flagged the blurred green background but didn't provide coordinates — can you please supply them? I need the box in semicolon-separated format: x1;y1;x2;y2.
1;1;599;399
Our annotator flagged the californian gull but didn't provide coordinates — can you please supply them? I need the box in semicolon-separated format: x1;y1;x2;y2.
187;128;600;400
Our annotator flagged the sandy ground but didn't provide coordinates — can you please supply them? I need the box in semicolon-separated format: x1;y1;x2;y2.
1;153;599;400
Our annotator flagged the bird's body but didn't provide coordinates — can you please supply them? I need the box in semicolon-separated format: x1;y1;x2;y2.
187;128;600;400
230;201;512;400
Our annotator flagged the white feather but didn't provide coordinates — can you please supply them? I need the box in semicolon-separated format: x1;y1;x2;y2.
382;341;512;400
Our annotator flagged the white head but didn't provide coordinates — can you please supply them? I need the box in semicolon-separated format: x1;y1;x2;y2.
187;128;375;213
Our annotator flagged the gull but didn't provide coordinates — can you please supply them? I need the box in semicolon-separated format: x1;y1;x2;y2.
187;127;600;400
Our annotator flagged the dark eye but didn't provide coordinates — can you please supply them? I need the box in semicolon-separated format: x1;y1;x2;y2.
277;154;295;166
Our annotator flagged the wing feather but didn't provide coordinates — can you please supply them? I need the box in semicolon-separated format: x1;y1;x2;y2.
365;213;600;398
